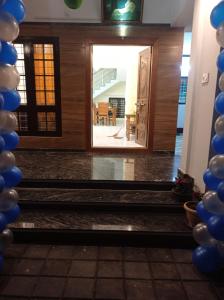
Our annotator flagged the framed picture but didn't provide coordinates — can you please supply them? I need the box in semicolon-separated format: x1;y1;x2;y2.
102;0;144;23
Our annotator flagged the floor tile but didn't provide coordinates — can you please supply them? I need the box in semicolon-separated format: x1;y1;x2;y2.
124;247;147;261
69;260;96;277
172;249;192;263
154;280;187;300
2;259;18;275
176;263;207;281
33;277;65;298
147;248;173;262
125;262;151;279
73;246;97;260
95;279;124;299
1;276;37;297
48;245;74;259
212;282;224;299
23;245;50;259
13;259;44;276
5;244;27;258
126;280;155;300
98;261;122;278
64;278;94;299
183;281;218;300
99;247;123;260
41;259;70;276
151;263;179;279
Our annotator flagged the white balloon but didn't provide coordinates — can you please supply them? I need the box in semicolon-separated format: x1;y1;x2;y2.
0;151;15;172
0;12;19;42
209;155;224;179
215;115;224;137
0;64;20;91
0;189;19;211
193;223;217;246
217;23;224;48
203;191;224;215
0;111;17;133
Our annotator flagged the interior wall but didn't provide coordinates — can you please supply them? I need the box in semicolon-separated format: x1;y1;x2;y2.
18;23;183;151
94;82;126;103
180;0;220;191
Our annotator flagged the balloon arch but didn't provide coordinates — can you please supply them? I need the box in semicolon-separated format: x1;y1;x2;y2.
0;0;25;270
192;1;224;273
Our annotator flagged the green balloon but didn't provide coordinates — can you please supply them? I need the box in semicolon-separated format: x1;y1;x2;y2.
64;0;83;9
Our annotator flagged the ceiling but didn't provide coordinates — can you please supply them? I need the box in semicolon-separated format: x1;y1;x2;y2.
23;0;194;29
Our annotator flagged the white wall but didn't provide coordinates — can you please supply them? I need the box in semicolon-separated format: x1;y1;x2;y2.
94;82;126;103
180;0;220;191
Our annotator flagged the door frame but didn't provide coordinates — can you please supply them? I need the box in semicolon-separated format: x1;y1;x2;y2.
86;37;159;153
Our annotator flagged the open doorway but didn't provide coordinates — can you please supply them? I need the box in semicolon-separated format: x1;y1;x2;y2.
91;45;151;149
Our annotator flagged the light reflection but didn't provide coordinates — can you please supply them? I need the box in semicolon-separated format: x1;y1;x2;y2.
119;25;128;37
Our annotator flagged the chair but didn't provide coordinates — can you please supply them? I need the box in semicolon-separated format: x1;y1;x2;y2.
126;114;136;141
98;102;109;125
92;103;98;125
108;107;117;126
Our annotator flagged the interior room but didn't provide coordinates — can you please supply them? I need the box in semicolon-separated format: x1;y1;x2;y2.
0;0;224;299
92;45;149;148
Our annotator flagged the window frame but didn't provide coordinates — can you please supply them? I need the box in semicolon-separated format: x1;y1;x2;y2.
15;36;62;137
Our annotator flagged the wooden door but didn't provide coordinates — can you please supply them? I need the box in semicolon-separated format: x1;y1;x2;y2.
135;47;151;146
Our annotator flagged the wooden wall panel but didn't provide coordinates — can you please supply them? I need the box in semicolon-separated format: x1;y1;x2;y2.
18;23;184;151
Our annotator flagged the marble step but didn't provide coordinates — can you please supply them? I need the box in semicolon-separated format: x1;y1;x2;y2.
18;179;174;191
10;208;194;248
17;188;184;212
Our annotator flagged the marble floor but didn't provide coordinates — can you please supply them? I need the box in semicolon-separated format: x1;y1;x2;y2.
0;244;223;300
93;122;143;148
15;151;180;182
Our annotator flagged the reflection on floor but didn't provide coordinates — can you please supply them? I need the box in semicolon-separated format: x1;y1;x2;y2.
93;118;143;148
1;244;223;299
16;151;180;182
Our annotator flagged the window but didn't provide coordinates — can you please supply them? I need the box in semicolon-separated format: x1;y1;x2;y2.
14;38;61;136
179;77;188;104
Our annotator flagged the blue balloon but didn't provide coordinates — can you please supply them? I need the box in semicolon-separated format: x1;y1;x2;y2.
2;166;22;188
3;204;20;223
192;245;221;273
0;213;7;231
203;169;223;190
215;92;224;115
2;132;19;150
218;181;224;202
0;175;5;192
1;90;21;111
196;201;214;223
217;50;224;73
0;93;4;110
210;1;224;29
0;41;17;65
212;134;224;154
1;0;26;23
0;136;5;152
208;215;224;241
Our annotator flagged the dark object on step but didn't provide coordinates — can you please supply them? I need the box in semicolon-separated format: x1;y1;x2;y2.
172;174;194;201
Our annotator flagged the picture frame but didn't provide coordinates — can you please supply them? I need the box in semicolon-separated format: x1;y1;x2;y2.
102;0;144;24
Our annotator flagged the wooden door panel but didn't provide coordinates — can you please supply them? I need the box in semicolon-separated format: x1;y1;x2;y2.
135;47;151;146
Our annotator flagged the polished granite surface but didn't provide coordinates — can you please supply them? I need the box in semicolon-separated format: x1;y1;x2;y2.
15;151;180;182
18;188;180;205
10;209;189;232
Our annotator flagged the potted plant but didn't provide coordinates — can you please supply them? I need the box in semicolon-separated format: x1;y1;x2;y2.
172;174;201;228
184;187;202;228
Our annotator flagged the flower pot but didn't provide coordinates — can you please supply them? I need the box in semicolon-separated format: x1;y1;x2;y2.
184;201;200;228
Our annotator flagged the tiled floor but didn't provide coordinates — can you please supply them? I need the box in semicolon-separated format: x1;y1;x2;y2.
1;244;223;299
